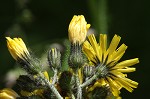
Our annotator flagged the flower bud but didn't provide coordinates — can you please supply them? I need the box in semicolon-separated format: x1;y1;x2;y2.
83;65;95;77
48;48;61;70
6;37;30;61
68;15;90;45
6;37;39;74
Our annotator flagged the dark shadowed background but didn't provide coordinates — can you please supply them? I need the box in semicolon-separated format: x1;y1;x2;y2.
0;0;149;98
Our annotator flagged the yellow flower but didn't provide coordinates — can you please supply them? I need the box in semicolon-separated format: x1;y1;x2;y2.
0;88;18;99
6;37;30;61
82;34;139;96
68;15;91;45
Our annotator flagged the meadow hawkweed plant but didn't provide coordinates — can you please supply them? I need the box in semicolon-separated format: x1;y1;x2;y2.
0;15;139;99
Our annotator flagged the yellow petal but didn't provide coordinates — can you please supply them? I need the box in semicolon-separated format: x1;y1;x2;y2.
113;51;125;64
82;41;97;63
78;68;83;84
106;35;121;64
99;34;107;63
97;78;107;86
116;67;136;73
88;79;107;92
0;88;18;99
107;51;126;67
86;24;91;30
88;81;102;92
65;97;70;99
105;78;120;96
119;77;138;88
111;44;127;62
112;75;138;92
88;34;102;62
20;90;32;96
99;34;107;53
114;58;139;69
107;34;121;55
106;77;122;90
0;93;14;99
110;71;127;78
43;71;49;81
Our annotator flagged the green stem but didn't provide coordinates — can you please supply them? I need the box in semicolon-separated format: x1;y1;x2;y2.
52;69;58;84
75;72;82;99
39;72;63;99
80;74;97;88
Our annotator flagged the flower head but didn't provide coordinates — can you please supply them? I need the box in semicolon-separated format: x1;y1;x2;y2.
0;88;18;99
6;37;39;74
82;34;139;96
6;37;30;61
68;15;91;45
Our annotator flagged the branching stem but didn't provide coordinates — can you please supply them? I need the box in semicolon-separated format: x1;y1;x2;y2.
39;72;63;99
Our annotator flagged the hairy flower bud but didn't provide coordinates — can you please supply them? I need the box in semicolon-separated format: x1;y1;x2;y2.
68;15;90;45
6;37;39;74
6;37;30;61
83;65;95;77
48;48;61;70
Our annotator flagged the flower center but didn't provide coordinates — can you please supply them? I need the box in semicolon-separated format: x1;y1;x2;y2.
96;63;108;78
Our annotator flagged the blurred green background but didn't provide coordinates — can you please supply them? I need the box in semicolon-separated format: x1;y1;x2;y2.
0;0;149;98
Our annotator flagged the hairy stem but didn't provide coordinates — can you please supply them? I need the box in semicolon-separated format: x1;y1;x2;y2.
80;74;97;88
75;70;82;99
52;69;58;84
39;72;63;99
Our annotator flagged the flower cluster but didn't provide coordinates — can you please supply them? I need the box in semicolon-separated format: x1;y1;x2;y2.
0;15;139;99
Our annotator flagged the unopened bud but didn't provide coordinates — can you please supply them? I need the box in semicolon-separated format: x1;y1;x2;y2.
83;65;95;77
68;15;90;45
48;48;61;70
6;37;39;74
